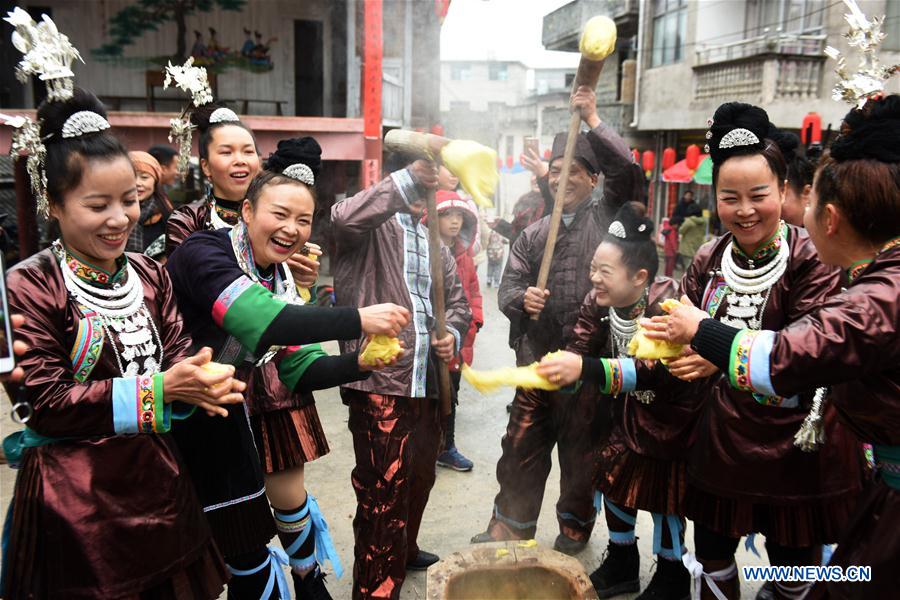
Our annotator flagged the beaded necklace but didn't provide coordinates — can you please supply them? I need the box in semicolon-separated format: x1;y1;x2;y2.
53;241;163;377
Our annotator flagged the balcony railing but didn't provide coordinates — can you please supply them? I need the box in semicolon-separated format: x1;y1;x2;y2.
693;54;824;102
695;33;826;66
693;34;826;103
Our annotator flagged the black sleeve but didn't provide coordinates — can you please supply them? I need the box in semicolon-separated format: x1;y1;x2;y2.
580;356;607;387
257;305;362;353
690;318;741;372
294;351;370;393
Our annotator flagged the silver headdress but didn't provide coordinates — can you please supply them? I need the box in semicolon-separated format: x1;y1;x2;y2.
608;220;626;239
61;111;111;138
281;163;315;186
2;7;86;218
163;57;216;181
209;107;240;124
718;128;760;150
1;113;49;217
4;7;82;102
825;0;900;109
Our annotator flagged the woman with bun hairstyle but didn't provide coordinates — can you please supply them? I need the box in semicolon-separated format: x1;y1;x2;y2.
537;202;697;600
1;85;249;599
646;94;900;600
166;137;411;598
638;102;863;599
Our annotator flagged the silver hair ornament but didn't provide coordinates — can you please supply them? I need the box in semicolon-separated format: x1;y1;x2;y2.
4;7;82;102
281;163;315;186
608;220;626;239
209;107;240;124
1;113;49;217
718;128;760;150
168;116;195;183
825;0;900;109
61;111;110;138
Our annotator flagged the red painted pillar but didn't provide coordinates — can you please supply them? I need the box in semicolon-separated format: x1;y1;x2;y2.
362;0;383;187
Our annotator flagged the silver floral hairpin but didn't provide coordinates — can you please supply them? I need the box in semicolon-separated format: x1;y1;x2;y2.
4;7;82;103
61;111;110;138
281;163;315;186
1;113;49;217
164;57;216;181
608;221;626;239
825;0;900;109
718;128;760;150
209;107;240;124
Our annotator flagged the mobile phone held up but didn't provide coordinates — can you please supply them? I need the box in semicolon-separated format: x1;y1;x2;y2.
0;253;16;374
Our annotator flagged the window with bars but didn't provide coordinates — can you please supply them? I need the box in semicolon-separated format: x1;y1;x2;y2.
651;0;688;68
450;63;472;81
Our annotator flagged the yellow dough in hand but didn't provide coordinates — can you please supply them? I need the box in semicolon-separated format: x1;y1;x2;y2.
360;335;402;366
461;351;565;394
201;361;232;389
440;139;499;209
627;299;685;359
579;16;618;61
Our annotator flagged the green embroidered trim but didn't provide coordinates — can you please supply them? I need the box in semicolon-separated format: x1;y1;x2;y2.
220;284;287;353
277;344;328;392
153;373;170;433
728;329;757;392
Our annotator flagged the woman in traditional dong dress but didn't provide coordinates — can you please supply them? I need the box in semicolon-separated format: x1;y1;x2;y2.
649;93;900;600
2;87;247;600
648;101;864;599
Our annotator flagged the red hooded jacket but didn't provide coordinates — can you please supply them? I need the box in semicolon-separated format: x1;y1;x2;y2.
431;191;483;369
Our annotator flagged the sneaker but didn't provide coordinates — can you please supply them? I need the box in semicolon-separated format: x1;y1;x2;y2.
437;447;474;471
635;558;690;600
553;533;588;556
293;566;332;600
590;542;640;598
407;550;440;571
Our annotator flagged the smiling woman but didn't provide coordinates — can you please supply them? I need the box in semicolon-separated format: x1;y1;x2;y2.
3;86;249;599
665;102;864;599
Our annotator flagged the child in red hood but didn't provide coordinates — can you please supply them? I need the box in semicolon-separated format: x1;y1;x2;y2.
432;190;483;471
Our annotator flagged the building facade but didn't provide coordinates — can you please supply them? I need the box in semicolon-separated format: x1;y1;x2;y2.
543;0;900;222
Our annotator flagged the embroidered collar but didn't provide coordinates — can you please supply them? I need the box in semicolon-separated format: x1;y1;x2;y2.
847;236;900;282
51;240;128;287
229;220;292;297
613;287;649;320
731;220;788;266
212;195;241;226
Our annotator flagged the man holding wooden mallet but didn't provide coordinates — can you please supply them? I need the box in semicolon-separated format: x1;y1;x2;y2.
472;16;644;556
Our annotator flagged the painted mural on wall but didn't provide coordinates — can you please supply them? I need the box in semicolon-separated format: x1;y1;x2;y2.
92;0;275;73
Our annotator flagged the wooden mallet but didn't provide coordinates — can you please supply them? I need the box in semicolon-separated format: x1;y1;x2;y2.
532;16;618;320
383;129;498;417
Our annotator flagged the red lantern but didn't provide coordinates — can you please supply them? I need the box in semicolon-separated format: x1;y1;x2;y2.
496;157;503;169
662;147;676;170
641;150;655;173
801;112;822;145
543;148;551;159
631;149;640;163
430;124;444;136
685;144;701;171
506;155;514;169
